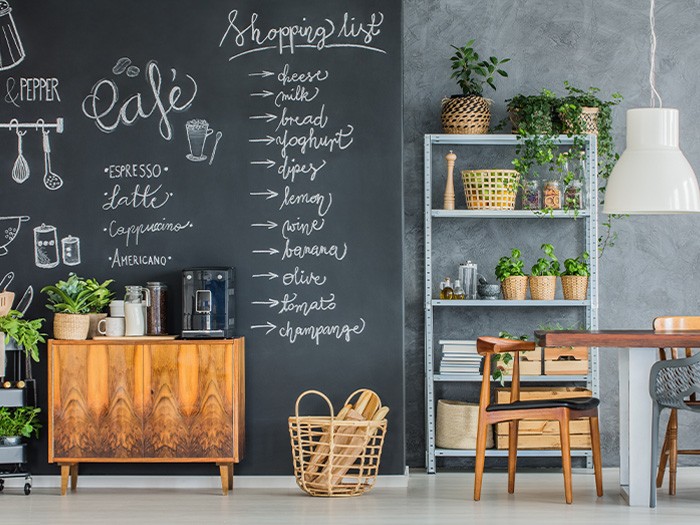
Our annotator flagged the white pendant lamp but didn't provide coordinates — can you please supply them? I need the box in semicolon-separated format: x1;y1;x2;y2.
603;0;700;215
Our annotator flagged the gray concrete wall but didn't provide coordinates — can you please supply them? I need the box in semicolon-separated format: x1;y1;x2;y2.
403;0;700;467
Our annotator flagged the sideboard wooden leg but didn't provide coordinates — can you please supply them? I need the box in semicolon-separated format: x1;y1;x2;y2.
70;463;79;491
217;463;229;495
228;462;234;491
60;464;70;496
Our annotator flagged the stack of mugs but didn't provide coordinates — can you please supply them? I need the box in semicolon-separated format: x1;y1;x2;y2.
97;300;126;337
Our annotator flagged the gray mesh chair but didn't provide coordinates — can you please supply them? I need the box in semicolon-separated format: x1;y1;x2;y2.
649;351;700;507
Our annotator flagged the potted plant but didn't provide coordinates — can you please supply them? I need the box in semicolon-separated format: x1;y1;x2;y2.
441;40;509;134
0;309;45;363
529;243;560;300
0;406;41;447
41;273;94;340
495;248;527;300
84;277;115;338
561;251;590;300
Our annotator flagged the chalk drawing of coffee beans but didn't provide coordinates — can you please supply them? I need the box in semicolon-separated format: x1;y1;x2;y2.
126;65;141;78
112;57;131;75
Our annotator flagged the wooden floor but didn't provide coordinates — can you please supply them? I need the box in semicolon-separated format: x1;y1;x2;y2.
1;469;699;523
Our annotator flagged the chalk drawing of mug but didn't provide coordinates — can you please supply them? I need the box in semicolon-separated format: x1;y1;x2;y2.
34;223;59;268
185;119;214;162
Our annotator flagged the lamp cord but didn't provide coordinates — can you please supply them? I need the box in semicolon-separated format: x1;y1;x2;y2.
649;0;663;107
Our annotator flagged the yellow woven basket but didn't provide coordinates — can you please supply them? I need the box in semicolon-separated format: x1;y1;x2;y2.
461;169;520;210
561;275;589;300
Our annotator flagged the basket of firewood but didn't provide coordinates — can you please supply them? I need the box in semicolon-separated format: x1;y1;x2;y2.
288;388;389;497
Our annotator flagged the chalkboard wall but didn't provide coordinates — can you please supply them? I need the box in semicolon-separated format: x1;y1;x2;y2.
0;0;404;475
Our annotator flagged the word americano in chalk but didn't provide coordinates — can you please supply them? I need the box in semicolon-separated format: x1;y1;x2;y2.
220;11;386;59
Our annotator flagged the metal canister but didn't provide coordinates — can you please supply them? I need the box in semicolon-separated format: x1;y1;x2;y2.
33;223;59;268
459;261;478;300
146;282;168;335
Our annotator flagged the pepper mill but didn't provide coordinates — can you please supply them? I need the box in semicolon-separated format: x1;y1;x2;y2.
444;150;456;210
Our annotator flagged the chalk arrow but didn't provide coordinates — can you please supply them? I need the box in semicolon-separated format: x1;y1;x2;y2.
251;220;278;230
252;272;279;280
248;70;274;78
249;113;278;123
252;248;280;256
249;136;275;146
251;298;280;308
249;188;278;199
250;159;276;169
250;321;277;334
250;90;274;98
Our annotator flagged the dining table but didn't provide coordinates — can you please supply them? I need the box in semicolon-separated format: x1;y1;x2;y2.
534;329;700;507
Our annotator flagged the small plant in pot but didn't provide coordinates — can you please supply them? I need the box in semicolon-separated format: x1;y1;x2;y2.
0;406;41;446
41;274;94;340
0;309;45;363
529;244;560;301
561;251;590;300
495;248;528;300
441;39;509;134
83;277;115;338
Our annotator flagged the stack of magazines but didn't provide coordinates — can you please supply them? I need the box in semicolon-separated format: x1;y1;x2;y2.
438;340;482;375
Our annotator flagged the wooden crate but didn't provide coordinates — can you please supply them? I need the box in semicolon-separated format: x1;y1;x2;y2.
543;347;589;375
495;386;592;450
501;346;542;376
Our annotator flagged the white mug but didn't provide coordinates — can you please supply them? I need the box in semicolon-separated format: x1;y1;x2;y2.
98;317;125;337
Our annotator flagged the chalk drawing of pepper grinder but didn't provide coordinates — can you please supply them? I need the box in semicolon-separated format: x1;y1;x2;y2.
0;1;25;71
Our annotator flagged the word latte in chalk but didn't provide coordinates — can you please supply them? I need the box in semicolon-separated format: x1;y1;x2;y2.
220;11;386;59
102;184;173;210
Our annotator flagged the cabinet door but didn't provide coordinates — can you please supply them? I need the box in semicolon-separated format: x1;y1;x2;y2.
143;343;233;459
50;344;144;460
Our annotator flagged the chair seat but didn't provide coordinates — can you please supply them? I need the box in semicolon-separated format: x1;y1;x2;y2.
486;397;600;412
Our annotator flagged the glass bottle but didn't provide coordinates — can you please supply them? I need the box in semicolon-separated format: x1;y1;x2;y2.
564;179;584;210
522;179;541;210
124;285;150;336
543;179;562;209
146;282;168;335
439;277;454;300
452;279;465;299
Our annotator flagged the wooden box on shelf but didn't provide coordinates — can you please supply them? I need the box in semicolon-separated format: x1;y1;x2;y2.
495;386;592;450
501;346;543;376
543;346;589;375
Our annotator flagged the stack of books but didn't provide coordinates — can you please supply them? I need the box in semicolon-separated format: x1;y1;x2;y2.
438;340;482;375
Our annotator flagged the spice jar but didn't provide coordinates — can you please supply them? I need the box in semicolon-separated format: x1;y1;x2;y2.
521;179;541;210
146;282;168;335
564;179;584;210
543;180;562;209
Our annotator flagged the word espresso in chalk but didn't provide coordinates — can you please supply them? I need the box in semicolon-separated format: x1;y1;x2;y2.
102;184;173;210
106;163;167;179
279;186;333;217
82;61;198;141
278;318;366;345
5;77;61;106
106;218;193;247
282;266;327;286
109;248;172;268
277;63;329;86
220;11;386;59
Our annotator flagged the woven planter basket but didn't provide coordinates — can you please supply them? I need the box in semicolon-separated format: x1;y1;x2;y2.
461;169;519;210
441;95;491;134
53;313;90;340
436;400;492;449
561;275;589;300
508;108;555;135
529;276;557;301
501;276;528;300
560;106;599;135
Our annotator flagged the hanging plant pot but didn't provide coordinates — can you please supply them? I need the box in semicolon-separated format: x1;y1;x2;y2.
529;276;557;301
559;106;599;135
53;313;90;340
441;95;491;134
501;276;528;300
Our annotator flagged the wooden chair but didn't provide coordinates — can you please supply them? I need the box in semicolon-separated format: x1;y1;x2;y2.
652;316;700;496
474;337;603;504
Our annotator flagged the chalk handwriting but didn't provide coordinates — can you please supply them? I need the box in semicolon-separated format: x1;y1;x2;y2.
281;217;325;240
277;63;329;86
102;183;173;211
278;156;327;182
274;85;319;107
278;318;366;345
109;248;172;268
282;266;327;286
106;163;166;179
5;77;61;107
106;218;193;247
282;239;348;261
280;186;333;216
275;104;328;131
278;292;336;315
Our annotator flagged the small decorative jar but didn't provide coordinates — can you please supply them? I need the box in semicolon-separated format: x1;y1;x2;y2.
543;180;562;210
564;179;584;210
521;179;541;210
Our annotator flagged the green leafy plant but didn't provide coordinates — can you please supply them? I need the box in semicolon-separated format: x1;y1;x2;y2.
495;248;526;281
530;244;561;276
491;331;529;384
83;278;115;313
0;406;41;439
41;273;93;314
449;40;509;96
0;310;46;362
562;251;591;277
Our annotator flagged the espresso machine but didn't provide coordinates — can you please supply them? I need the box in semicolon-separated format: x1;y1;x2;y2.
181;267;235;338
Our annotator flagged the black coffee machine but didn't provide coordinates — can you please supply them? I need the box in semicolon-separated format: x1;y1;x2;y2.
181;267;235;339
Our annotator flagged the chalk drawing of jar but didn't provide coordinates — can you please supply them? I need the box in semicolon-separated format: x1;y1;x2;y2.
34;223;59;268
61;235;81;266
0;1;25;71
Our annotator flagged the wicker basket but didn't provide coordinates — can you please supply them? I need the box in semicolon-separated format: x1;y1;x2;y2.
289;389;387;497
529;276;557;301
501;276;528;300
441;95;491;134
561;275;589;300
436;400;492;449
560;106;599;135
461;169;519;210
53;313;90;340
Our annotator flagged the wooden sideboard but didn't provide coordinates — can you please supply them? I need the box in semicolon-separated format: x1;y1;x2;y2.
48;338;245;495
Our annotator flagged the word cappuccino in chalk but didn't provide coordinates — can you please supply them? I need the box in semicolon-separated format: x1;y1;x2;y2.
220;11;385;59
106;218;193;247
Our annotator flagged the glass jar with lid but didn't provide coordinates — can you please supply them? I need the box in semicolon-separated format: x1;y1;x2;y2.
543;179;562;210
521;179;541;210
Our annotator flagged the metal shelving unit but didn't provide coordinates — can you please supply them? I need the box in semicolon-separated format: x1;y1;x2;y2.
424;134;600;474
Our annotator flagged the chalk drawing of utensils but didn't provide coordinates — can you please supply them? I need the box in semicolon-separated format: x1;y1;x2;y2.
42;129;63;190
0;271;14;291
15;285;32;315
11;122;29;183
0;215;28;256
209;131;223;165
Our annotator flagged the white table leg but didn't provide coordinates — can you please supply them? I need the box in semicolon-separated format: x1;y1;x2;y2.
619;347;657;506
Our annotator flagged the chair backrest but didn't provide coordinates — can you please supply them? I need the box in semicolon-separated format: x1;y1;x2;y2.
476;337;536;412
653;316;700;360
649;351;700;410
